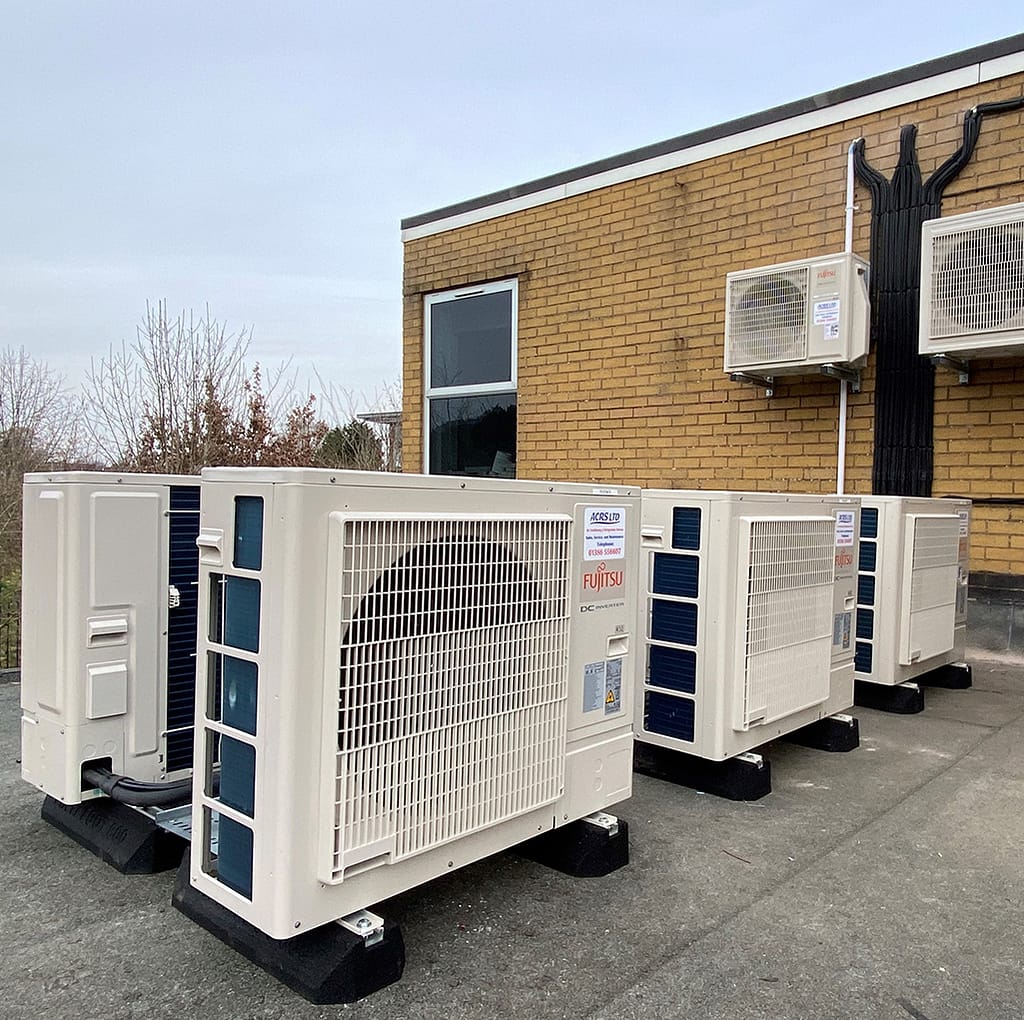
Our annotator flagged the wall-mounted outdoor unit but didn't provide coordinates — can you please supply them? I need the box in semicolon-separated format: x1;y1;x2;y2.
920;202;1024;358
724;253;870;375
854;496;971;687
187;468;638;939
636;490;860;761
20;472;201;804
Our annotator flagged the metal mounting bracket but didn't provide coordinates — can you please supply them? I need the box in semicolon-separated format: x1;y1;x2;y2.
338;909;385;946
931;354;970;384
729;372;775;397
583;811;620;837
820;363;861;392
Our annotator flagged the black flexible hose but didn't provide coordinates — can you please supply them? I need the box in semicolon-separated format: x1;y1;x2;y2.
82;766;195;808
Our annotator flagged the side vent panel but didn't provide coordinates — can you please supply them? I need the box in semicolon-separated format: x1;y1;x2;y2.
737;517;835;729
898;515;960;665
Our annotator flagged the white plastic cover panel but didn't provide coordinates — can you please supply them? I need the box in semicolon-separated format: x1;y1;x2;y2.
328;514;571;878
899;515;959;665
727;266;809;367
739;516;835;728
926;217;1024;339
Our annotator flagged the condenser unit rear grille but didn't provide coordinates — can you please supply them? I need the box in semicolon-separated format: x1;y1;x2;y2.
165;484;201;773
330;516;571;876
727;267;809;367
928;221;1024;338
740;517;834;727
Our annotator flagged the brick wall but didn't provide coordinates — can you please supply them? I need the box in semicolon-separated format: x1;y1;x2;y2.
403;72;1024;575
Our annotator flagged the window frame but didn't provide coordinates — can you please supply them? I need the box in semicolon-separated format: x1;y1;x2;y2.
423;277;518;473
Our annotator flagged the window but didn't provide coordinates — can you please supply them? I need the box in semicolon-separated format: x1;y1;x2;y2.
424;279;517;476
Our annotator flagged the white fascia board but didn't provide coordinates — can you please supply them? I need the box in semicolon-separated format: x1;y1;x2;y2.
402;55;1024;244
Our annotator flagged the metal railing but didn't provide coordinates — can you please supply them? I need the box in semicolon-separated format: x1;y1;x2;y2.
0;579;20;669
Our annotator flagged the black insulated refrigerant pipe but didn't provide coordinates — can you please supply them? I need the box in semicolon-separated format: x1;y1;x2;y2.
853;96;1024;498
82;766;195;808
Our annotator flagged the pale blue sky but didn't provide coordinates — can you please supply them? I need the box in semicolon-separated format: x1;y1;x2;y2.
2;3;1022;411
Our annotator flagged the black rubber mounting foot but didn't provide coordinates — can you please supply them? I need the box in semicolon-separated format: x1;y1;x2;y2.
917;661;973;690
854;680;925;714
42;796;187;874
785;714;860;753
172;857;405;1004
633;743;771;801
518;815;630;877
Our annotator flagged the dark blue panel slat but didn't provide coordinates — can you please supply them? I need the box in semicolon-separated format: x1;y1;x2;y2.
858;574;876;607
671;507;701;550
859;540;877;573
223;656;258;735
861;507;879;539
645;691;695;742
224;577;261;652
220;736;256;817
856;608;875;640
651;600;698;646
648;644;697;694
233;496;264;570
653;554;699;598
217;816;254;899
855;641;873;673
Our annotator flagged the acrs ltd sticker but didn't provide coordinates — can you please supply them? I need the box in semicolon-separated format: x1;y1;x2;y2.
834;510;856;547
813;298;840;325
583;506;626;561
583;659;623;715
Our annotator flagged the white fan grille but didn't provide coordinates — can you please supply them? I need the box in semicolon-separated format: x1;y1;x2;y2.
741;517;834;727
330;516;571;877
727;267;809;366
929;221;1024;338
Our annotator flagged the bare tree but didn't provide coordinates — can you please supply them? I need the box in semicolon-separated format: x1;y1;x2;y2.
0;348;82;666
0;347;80;559
315;373;402;472
83;302;328;473
84;301;251;472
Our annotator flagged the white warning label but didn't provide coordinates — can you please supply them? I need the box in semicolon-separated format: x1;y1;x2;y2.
583;507;626;561
583;659;623;715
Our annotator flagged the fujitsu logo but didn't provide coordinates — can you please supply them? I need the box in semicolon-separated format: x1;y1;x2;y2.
582;562;624;592
817;268;838;281
835;550;854;568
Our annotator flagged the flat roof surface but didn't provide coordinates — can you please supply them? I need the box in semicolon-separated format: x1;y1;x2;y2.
403;33;1024;232
4;656;1023;1018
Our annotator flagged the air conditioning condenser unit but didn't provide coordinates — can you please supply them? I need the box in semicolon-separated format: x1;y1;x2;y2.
176;468;639;1000
635;490;861;790
21;472;201;804
920;202;1024;359
854;496;971;709
725;252;869;375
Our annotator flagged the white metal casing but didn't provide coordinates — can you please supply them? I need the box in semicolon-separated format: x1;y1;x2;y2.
20;472;201;803
636;491;860;761
189;468;639;939
724;252;870;375
855;496;971;687
919;202;1024;358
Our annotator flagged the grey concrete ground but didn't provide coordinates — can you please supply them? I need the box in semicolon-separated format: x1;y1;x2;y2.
3;661;1023;1020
